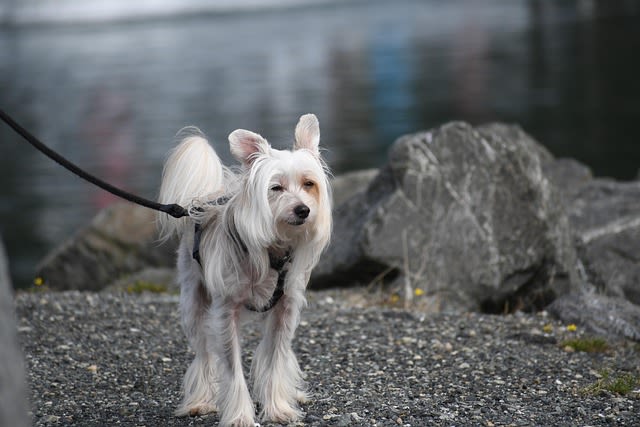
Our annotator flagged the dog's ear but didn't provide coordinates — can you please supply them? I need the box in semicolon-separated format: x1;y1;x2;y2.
229;129;269;166
294;114;320;156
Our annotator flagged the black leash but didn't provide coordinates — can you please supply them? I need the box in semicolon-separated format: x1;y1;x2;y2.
0;108;189;219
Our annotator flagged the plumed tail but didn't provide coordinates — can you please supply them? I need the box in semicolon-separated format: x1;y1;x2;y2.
157;128;225;241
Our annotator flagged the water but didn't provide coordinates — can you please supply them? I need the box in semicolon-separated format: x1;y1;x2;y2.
1;0;639;287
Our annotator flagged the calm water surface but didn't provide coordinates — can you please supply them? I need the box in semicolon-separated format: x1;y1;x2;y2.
1;0;639;286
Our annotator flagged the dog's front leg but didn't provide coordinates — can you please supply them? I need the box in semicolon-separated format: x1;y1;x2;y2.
208;300;255;427
251;291;307;423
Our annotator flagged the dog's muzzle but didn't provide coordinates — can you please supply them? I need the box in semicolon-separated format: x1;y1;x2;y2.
288;204;310;225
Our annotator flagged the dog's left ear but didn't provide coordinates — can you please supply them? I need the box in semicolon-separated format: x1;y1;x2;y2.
294;114;320;156
229;129;269;166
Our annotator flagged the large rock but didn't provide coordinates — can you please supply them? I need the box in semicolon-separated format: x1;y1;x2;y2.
36;202;175;291
0;238;29;427
534;160;640;339
312;122;580;313
565;179;640;305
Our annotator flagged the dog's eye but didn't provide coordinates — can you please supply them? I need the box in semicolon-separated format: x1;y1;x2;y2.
303;180;315;188
271;184;284;192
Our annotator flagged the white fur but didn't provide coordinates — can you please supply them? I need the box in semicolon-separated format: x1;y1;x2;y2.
158;114;331;427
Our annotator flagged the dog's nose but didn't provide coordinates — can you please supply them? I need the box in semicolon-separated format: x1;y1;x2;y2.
294;204;310;219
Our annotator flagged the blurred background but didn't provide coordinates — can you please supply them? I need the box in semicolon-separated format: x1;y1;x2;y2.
0;0;638;287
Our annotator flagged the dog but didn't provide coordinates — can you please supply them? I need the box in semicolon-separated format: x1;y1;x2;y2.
157;114;332;426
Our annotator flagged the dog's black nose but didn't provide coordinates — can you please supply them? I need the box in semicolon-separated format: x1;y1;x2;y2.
294;204;310;219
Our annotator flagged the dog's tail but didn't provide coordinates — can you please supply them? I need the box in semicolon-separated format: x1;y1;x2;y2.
157;127;225;241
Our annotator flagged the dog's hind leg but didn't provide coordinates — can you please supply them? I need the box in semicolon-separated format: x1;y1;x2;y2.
251;291;307;423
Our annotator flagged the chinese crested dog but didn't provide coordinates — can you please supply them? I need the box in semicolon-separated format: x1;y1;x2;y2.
157;114;332;426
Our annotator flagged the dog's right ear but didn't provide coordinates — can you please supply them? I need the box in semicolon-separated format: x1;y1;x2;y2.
294;114;320;157
229;129;269;166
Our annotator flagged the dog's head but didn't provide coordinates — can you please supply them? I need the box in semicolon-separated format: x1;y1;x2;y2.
228;114;332;248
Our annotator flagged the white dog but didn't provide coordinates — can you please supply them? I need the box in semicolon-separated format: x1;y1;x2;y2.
157;114;332;426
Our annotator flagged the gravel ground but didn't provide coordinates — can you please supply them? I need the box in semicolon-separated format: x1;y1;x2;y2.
16;290;640;426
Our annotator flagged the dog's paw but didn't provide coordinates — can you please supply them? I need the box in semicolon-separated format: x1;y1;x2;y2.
219;413;257;427
188;403;217;416
175;402;217;417
260;403;302;424
294;388;310;404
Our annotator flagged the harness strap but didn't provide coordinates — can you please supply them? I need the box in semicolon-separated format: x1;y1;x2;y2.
245;249;291;312
192;223;205;265
251;267;288;313
191;195;231;264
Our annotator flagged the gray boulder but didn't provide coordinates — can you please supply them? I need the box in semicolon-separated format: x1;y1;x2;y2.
535;159;640;339
312;122;580;312
36;202;175;291
0;238;29;427
567;179;640;305
548;291;640;341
